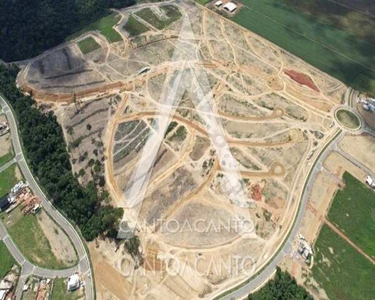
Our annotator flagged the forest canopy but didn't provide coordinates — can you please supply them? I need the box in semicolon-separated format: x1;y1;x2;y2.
0;0;134;62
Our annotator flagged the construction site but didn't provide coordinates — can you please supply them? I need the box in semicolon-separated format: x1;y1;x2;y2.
14;0;351;299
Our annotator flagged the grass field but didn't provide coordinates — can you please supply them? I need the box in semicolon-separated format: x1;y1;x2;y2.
136;5;181;30
0;146;14;168
312;224;375;300
336;109;360;129
123;15;150;36
195;0;211;4
232;0;375;95
0;164;20;198
52;278;80;300
328;172;375;258
281;0;375;45
0;241;15;279
77;37;101;54
7;212;69;270
67;13;122;43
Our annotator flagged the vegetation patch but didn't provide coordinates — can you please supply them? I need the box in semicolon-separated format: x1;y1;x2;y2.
335;109;360;129
281;0;375;45
328;172;375;257
0;241;15;279
77;37;101;55
51;278;81;300
7;212;69;269
68;13;122;43
136;6;181;30
195;0;211;4
312;224;375;300
0;164;20;198
123;15;150;36
233;0;375;95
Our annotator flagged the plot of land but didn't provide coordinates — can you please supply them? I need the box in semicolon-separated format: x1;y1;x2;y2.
51;278;82;300
0;164;22;198
6;209;74;269
77;37;101;55
0;241;15;279
327;172;375;258
136;5;182;30
312;224;375;300
123;15;150;36
233;0;375;95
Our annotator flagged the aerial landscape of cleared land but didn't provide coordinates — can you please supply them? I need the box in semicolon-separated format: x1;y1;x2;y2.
1;0;375;299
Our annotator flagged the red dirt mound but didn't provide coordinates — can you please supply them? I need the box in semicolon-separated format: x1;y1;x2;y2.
251;184;263;201
284;69;320;92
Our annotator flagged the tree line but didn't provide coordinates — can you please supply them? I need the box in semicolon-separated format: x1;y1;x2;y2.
0;64;122;241
0;0;135;62
248;267;313;300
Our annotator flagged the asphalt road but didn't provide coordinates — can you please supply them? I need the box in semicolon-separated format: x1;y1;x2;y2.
0;95;94;300
219;130;344;300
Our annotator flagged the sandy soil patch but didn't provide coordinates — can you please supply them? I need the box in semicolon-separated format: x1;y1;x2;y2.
339;134;375;171
324;151;366;180
37;210;77;266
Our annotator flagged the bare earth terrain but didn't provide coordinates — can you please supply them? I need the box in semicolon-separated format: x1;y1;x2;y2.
16;0;351;299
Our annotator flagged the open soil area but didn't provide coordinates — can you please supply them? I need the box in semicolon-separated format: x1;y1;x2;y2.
19;0;348;298
3;207;77;269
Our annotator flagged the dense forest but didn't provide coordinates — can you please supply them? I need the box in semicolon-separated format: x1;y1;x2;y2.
0;64;122;241
0;0;135;62
249;267;313;300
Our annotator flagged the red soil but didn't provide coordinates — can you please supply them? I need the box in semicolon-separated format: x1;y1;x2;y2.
284;69;320;92
251;184;263;201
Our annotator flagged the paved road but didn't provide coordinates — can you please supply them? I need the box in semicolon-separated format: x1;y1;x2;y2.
0;95;94;300
219;130;344;300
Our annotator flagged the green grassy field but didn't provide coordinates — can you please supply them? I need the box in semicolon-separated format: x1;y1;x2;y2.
123;15;150;36
232;0;375;95
328;172;375;258
77;37;101;54
281;0;375;45
51;278;80;300
195;0;211;4
136;5;181;30
7;212;69;270
336;109;360;129
67;13;122;43
0;164;20;198
0;241;15;279
0;146;14;168
312;224;375;300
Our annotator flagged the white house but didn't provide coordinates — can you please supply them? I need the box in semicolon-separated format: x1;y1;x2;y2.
215;0;223;6
223;2;237;13
67;274;80;291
